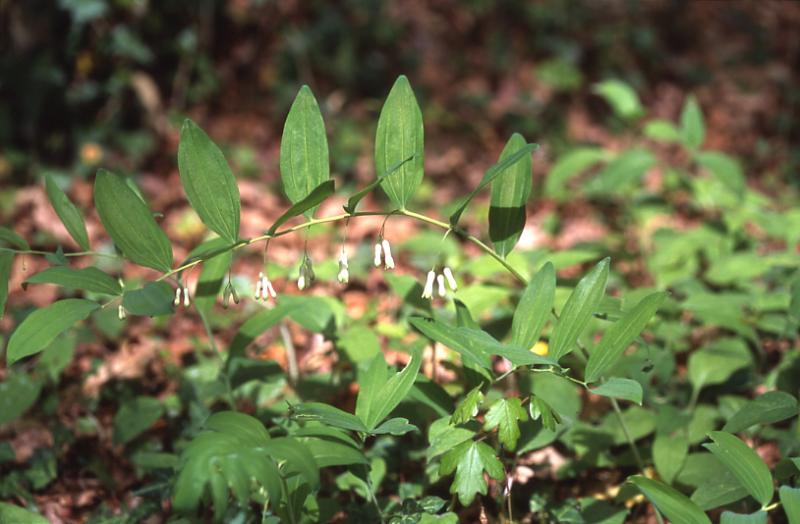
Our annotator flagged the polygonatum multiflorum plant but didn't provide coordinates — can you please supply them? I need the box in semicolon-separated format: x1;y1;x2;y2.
1;76;799;523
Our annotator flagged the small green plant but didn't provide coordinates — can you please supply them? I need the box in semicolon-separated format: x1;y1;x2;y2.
1;76;798;523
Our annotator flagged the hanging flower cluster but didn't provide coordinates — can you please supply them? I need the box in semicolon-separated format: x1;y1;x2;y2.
373;238;395;270
422;266;458;300
254;271;277;300
297;254;315;291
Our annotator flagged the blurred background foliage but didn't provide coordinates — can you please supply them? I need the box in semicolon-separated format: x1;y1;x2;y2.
1;0;798;190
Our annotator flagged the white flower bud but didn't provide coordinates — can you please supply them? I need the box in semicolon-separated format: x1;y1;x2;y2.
254;278;262;300
266;280;277;299
297;274;306;291
381;239;395;269
118;304;126;320
443;267;458;291
183;286;191;307
337;267;349;284
260;276;269;300
173;286;181;306
338;249;349;268
422;270;436;299
437;274;447;297
373;243;383;267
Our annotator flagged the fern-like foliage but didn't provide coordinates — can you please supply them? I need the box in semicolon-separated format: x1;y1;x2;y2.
172;411;319;521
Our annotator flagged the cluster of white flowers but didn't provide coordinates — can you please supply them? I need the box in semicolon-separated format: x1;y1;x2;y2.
422;266;457;299
173;285;191;307
254;271;277;300
373;239;395;270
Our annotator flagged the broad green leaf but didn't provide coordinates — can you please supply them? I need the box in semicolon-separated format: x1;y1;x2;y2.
113;396;164;445
720;511;767;524
489;133;532;258
691;471;748;511
586;149;655;195
298;431;367;468
629;475;711;524
589;378;643;405
45;174;90;250
193;244;232;317
549;257;610;362
337;325;380;363
723;391;798;433
644;120;681;143
585;291;666;382
94;169;173;272
122;281;173;316
705;431;773;507
451;387;484;425
24;266;121;295
544;147;608;200
0;372;42;425
511;262;555;350
483;397;528;450
696;151;744;198
0;251;12;319
593;79;643;119
428;422;475;460
375;75;424;209
681;94;705;148
449;142;538;227
266;437;320;489
0;227;29;250
355;350;422;431
290;402;367;433
409;316;491;370
267;180;335;234
440;441;504;506
780;486;800;524
688;338;752;391
6;299;99;364
344;154;416;214
653;432;689;484
178;119;241;243
0;502;49;524
280;85;330;218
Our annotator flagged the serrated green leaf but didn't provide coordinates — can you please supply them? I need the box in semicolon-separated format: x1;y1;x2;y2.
375;75;424;209
94;169;173;272
290;402;368;433
593;79;643;119
356;349;422;431
451;387;484;425
629;475;711;524
723;391;798;433
428;423;475;460
484;397;528;450
280;85;330;218
7;299;99;364
24;266;122;295
529;397;562;432
440;441;504;506
268;180;334;234
44;175;90;250
0;251;13;319
705;431;773;507
113;396;164;445
589;378;643;405
511;262;555;351
449;142;538;227
489;133;532;258
122;281;174;317
681;94;705;149
720;511;767;524
178;119;241;243
549;257;610;362
780;486;800;524
653;432;689;485
585;291;666;382
0;227;29;251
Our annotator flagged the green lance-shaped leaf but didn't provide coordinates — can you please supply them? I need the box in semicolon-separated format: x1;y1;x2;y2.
289;402;368;433
722;391;798;433
704;431;774;507
6;298;100;364
511;262;555;350
0;251;13;319
449;142;538;227
720;511;767;524
489;133;532;258
45;174;90;251
178;119;241;243
593;79;644;120
780;486;800;524
375;75;424;209
585;291;666;383
93;169;173;272
483;397;528;450
280;85;330;218
549;257;610;362
629;475;712;524
355;349;422;431
345;154;416;214
440;440;504;506
267;180;335;235
681;94;705;149
24;266;122;296
0;227;29;251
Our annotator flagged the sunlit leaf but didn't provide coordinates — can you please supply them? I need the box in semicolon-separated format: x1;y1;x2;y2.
489;133;532;258
705;431;773;507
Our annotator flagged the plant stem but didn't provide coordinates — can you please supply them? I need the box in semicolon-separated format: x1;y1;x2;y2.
609;397;644;471
199;310;236;409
